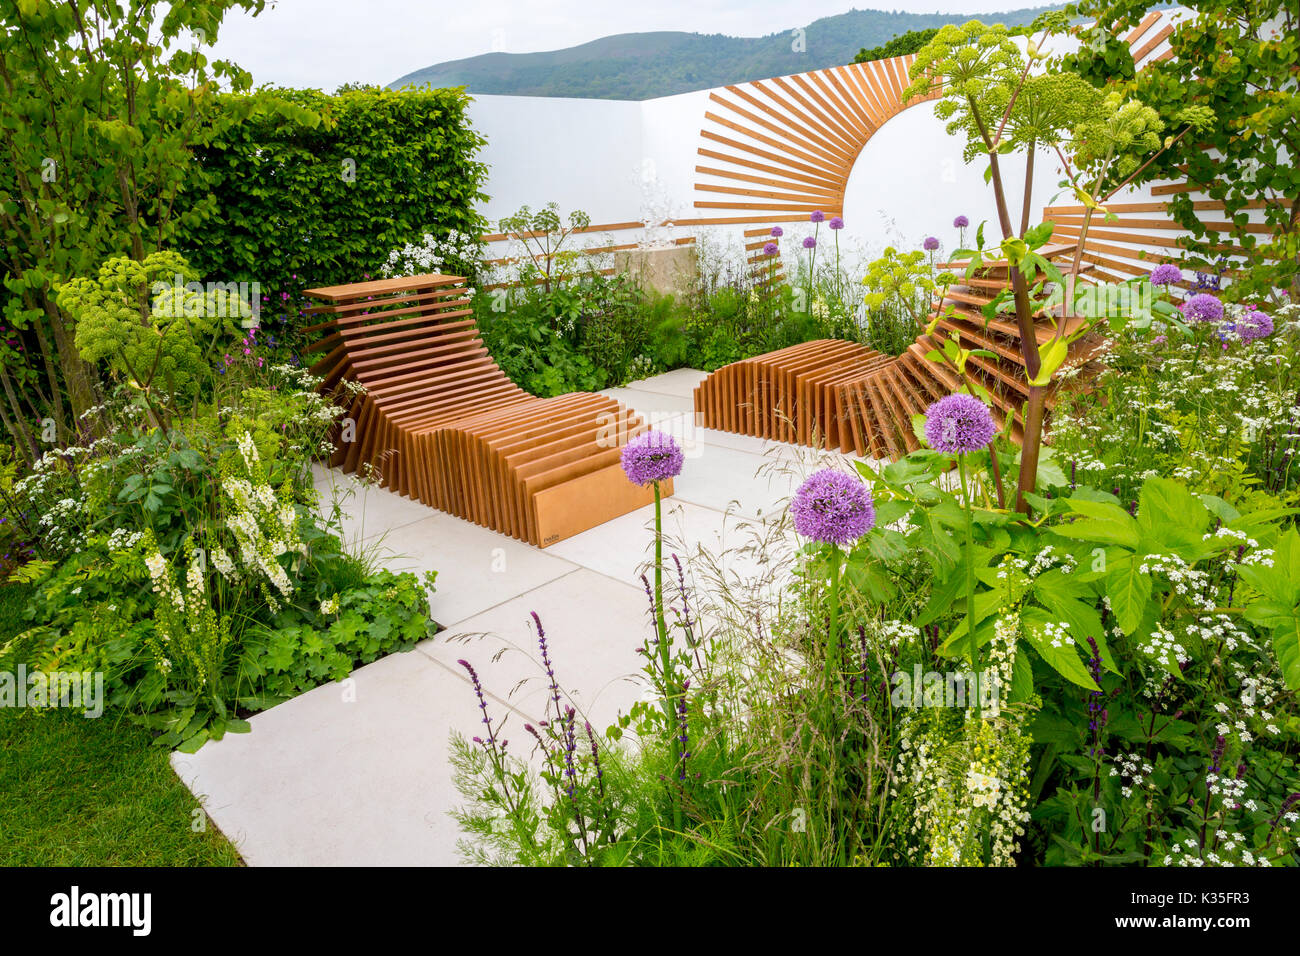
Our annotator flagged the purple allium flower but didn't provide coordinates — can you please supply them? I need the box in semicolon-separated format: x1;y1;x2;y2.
620;430;684;486
802;236;816;249
923;236;940;251
763;241;778;256
770;226;783;238
810;210;825;223
953;215;969;228
924;393;997;454
1181;292;1224;323
1237;308;1274;342
1149;264;1184;286
790;468;875;546
828;216;844;230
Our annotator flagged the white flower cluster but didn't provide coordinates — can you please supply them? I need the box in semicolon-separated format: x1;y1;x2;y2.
219;432;304;601
145;549;185;615
893;704;1033;867
1138;623;1190;670
1187;613;1255;655
35;496;88;555
141;540;231;689
107;528;144;553
1109;752;1153;799
965;768;1001;809
983;612;1020;720
869;618;922;652
1207;772;1249;813
1137;552;1214;610
1030;545;1077;576
1163;833;1273;868
1043;620;1073;649
382;229;484;279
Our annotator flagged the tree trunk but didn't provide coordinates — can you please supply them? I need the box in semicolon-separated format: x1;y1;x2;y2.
1017;386;1048;512
25;291;67;436
42;294;97;426
0;362;37;464
984;146;1043;512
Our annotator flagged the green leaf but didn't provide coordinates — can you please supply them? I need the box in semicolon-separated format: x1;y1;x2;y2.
1028;337;1068;387
873;499;911;527
1010;646;1033;702
1237;528;1300;605
1053;517;1138;549
1272;623;1300;692
1136;477;1209;548
911;413;928;444
1024;221;1055;247
1104;555;1152;636
1021;607;1099;690
175;729;210;754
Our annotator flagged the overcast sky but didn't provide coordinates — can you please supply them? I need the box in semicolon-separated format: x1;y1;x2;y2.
207;0;1047;90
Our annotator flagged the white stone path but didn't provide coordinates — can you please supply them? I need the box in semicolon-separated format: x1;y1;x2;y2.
171;369;863;865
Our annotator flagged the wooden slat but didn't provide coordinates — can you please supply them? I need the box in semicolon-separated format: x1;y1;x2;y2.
1125;10;1163;45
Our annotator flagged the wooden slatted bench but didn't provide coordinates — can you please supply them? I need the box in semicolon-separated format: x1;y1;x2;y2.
694;241;1101;459
304;273;668;547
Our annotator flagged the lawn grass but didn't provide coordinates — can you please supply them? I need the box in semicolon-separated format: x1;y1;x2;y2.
0;582;241;866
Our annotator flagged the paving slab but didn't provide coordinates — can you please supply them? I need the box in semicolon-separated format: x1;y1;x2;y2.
600;386;695;416
172;649;477;867
420;567;651;733
624;368;710;399
311;464;429;548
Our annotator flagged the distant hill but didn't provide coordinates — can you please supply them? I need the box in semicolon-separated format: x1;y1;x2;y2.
389;5;1065;101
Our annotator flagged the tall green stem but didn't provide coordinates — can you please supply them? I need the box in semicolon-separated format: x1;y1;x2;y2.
653;482;682;829
1189;326;1207;378
825;544;842;693
959;454;981;715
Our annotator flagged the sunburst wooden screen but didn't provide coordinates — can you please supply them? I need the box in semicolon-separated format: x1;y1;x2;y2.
693;53;940;226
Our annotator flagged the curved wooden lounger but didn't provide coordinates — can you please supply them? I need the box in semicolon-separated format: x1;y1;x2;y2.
695;242;1100;459
303;273;667;547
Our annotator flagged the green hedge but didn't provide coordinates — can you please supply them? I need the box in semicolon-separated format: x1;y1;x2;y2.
180;85;489;306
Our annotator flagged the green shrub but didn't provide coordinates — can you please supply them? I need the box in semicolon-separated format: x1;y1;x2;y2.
182;85;489;345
